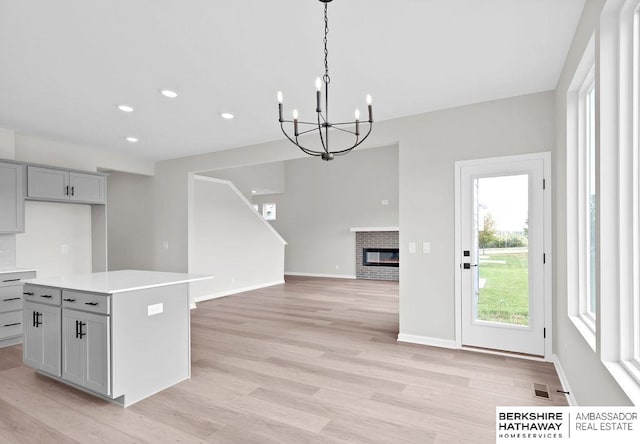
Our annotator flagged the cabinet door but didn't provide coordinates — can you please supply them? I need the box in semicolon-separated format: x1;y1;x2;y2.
27;166;69;200
69;172;105;204
62;309;84;386
61;309;110;396
22;303;43;369
23;301;61;376
0;162;25;233
83;312;110;395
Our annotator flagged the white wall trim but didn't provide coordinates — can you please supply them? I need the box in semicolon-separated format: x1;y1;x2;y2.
192;174;287;245
194;279;285;303
551;354;578;406
285;272;357;279
397;333;458;349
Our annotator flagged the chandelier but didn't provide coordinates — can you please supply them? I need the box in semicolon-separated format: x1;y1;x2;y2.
277;0;373;161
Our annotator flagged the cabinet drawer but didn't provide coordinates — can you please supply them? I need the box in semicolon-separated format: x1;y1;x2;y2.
0;284;23;312
23;285;61;306
0;311;22;339
0;270;35;285
62;290;110;315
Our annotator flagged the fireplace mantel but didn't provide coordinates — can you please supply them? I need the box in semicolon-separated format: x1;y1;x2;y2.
350;227;399;232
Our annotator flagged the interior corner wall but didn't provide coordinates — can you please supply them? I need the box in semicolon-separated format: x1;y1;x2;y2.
554;0;630;405
107;171;155;271
189;177;285;299
253;145;399;277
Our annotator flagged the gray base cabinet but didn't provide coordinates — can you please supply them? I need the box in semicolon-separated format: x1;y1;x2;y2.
62;308;110;396
23;301;61;376
1;270;37;348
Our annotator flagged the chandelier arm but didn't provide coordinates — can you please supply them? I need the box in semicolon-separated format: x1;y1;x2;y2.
330;125;358;136
296;126;320;137
329;124;373;155
281;119;319;126
280;123;324;156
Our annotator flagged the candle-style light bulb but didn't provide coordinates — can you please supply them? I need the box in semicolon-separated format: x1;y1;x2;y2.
354;109;361;120
366;94;372;105
315;78;322;112
366;94;373;122
355;109;361;136
277;91;283;121
277;91;283;103
293;109;299;136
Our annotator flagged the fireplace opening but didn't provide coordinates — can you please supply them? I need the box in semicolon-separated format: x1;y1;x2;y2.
363;248;399;267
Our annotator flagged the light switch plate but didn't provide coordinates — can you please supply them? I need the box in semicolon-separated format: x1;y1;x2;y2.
147;303;163;316
408;242;416;254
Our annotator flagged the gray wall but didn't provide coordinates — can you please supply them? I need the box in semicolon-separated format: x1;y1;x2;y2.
553;0;630;405
202;161;285;200
107;171;155;271
253;146;399;277
397;92;555;342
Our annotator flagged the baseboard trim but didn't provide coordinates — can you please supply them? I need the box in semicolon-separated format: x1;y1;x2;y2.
551;354;577;406
397;333;458;349
285;272;356;279
194;280;285;303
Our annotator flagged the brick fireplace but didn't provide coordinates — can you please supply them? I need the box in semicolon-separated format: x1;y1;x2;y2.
354;229;399;281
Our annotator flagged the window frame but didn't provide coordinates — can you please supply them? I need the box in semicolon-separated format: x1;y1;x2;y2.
567;34;597;350
599;0;640;404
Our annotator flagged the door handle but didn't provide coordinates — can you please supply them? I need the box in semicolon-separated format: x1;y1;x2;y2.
39;294;53;299
63;298;76;302
84;302;98;306
2;278;20;282
3;297;21;302
23;292;34;296
71;186;75;196
462;263;478;269
3;322;21;327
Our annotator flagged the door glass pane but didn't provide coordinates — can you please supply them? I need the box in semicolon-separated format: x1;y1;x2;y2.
474;174;529;326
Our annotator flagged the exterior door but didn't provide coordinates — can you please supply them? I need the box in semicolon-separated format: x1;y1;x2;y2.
459;155;547;356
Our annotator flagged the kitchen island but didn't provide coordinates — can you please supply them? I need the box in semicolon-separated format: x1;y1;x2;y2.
22;269;214;407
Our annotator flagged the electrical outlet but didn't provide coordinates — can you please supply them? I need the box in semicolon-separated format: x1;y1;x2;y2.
423;242;431;254
408;242;416;254
147;303;163;316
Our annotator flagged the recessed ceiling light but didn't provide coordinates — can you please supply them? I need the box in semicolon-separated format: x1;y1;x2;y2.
160;89;178;98
125;137;139;143
117;104;134;113
221;112;234;120
251;190;257;194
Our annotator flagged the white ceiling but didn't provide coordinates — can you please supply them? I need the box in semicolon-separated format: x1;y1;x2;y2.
0;0;584;162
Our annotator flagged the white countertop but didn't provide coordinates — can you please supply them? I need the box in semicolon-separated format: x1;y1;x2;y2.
24;270;214;294
0;267;37;275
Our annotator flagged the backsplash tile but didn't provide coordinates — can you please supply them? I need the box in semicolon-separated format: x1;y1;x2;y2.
0;234;16;267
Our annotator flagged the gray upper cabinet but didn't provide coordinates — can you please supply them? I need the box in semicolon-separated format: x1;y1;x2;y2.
0;162;25;233
27;166;105;204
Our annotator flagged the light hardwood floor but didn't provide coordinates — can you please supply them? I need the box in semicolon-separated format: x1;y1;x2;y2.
0;276;567;443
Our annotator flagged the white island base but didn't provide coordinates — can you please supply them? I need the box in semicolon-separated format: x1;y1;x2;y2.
22;270;213;407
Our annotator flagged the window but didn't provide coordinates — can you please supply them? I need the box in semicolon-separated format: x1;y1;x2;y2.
567;35;596;349
599;0;640;403
262;203;276;221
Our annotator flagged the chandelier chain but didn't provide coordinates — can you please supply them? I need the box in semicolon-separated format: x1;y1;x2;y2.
323;3;330;84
